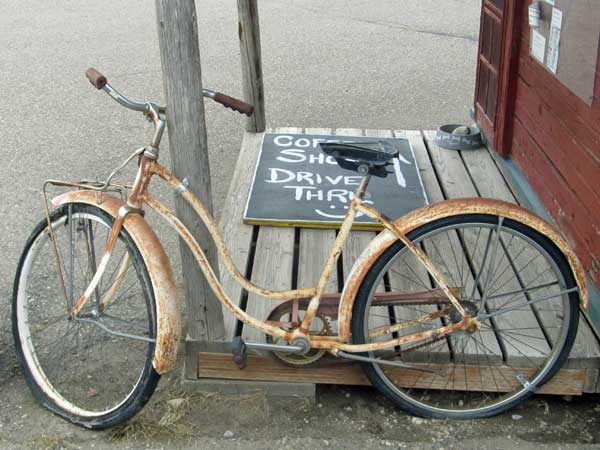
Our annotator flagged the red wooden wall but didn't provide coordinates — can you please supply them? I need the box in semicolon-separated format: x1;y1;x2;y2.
507;3;600;288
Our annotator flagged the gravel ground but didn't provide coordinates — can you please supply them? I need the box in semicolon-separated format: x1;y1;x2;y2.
1;363;600;450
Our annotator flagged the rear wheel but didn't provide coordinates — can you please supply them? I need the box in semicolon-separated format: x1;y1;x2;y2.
351;214;579;419
13;203;159;429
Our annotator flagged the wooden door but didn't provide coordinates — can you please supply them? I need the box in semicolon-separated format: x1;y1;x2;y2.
475;0;521;155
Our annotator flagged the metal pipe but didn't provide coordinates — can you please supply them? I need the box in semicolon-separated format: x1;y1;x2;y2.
102;84;149;112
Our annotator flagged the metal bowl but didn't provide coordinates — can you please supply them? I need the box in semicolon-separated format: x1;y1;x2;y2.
435;124;483;151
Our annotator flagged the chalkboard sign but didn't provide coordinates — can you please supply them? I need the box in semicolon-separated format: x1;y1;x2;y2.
243;133;428;230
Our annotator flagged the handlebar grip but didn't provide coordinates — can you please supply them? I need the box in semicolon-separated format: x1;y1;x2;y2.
213;92;254;117
85;68;107;90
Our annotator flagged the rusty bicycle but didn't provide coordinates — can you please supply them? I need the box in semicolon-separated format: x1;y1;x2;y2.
12;69;588;429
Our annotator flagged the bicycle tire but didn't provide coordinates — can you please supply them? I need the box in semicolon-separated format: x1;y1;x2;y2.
13;203;159;429
351;213;579;419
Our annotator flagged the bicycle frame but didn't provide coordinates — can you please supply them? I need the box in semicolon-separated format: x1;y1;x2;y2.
149;160;482;350
57;149;480;358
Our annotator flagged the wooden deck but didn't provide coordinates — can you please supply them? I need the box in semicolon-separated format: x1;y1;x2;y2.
197;128;600;395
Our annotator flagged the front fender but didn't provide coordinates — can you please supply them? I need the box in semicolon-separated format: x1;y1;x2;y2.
52;190;181;374
337;198;589;342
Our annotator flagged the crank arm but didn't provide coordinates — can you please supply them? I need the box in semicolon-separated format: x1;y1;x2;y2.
337;350;445;376
73;217;124;316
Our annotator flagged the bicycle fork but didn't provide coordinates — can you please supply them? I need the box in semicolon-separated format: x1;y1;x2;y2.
71;215;125;316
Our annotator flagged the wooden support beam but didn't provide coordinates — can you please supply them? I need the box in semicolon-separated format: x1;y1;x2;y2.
197;352;586;396
155;0;225;362
238;0;266;132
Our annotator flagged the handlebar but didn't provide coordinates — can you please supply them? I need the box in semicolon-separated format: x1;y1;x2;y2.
85;67;254;117
207;91;254;116
85;68;107;89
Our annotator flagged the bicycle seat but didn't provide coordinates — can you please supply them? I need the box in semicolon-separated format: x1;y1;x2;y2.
319;141;399;178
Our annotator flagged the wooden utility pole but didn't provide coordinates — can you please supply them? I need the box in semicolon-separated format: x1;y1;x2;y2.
155;0;225;360
238;0;266;132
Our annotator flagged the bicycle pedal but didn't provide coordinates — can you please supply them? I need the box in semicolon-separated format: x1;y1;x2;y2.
231;336;248;369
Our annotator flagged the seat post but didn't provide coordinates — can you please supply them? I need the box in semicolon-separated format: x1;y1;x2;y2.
354;174;372;201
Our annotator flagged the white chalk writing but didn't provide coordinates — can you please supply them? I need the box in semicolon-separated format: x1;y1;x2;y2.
262;134;414;219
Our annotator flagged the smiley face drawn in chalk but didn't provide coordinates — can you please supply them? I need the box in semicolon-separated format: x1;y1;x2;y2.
315;200;373;219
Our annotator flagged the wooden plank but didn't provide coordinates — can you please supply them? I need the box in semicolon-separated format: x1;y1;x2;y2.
493;0;522;156
583;368;599;393
511;118;600;286
219;131;264;339
424;130;546;363
407;131;504;361
298;128;338;293
237;0;265;132
343;129;390;331
337;129;377;282
517;27;600;136
514;77;600;223
294;127;339;334
383;130;451;361
517;57;600;168
199;352;368;385
595;368;600;394
155;0;224;346
241;127;300;343
425;131;548;365
510;119;594;267
460;145;600;368
197;352;586;395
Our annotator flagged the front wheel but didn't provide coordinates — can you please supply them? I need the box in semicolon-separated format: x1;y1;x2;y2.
351;213;579;419
13;203;159;429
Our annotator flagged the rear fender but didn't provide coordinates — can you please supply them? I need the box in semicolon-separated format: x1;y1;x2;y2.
337;198;589;341
52;190;181;374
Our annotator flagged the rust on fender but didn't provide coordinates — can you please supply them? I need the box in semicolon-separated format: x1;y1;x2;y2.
337;198;589;342
52;190;181;375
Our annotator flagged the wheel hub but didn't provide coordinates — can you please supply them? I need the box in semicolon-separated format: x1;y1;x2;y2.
448;300;479;324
